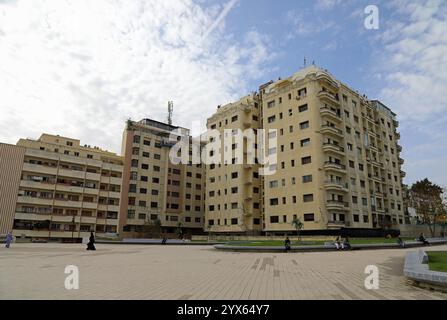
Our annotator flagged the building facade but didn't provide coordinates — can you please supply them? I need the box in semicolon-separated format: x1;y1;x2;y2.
204;94;263;235
119;119;205;238
205;66;406;235
2;134;123;241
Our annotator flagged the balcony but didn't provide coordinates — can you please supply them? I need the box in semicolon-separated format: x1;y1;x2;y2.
368;173;382;183
322;143;345;156
393;120;399;128
397;144;402;153
318;90;340;105
22;162;58;175
58;168;85;180
398;157;404;165
326;200;349;210
20;180;55;191
400;170;406;178
323;161;346;173
16;196;53;206
327;221;347;229
320;106;342;122
324;180;349;192
320;125;343;138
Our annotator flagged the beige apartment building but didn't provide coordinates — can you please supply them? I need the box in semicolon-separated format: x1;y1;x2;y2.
205;65;406;235
0;134;123;241
119;119;205;238
205;94;263;235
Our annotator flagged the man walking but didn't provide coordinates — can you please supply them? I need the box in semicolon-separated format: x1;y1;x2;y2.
5;232;13;248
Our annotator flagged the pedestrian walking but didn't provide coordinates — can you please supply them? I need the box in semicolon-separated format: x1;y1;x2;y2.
284;237;291;252
86;231;96;250
5;232;13;248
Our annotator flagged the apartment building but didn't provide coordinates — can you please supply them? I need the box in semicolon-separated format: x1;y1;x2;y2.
3;134;124;241
204;94;263;235
119;119;205;237
0;143;25;235
205;65;405;235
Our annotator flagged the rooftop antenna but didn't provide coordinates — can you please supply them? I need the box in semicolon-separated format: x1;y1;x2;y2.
167;101;174;125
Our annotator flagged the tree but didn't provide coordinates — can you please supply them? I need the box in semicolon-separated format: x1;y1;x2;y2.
292;217;304;241
143;219;162;238
175;222;183;239
410;179;445;237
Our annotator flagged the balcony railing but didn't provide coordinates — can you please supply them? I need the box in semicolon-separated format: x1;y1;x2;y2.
323;142;345;152
324;161;346;170
321;125;343;135
327;200;349;207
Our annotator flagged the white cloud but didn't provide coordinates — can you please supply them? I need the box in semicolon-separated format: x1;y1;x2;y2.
0;0;275;154
377;0;447;123
315;0;343;11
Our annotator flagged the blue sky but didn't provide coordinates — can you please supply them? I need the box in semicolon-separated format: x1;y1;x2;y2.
0;0;446;186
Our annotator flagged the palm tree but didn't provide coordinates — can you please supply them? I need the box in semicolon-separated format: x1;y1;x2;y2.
292;217;304;241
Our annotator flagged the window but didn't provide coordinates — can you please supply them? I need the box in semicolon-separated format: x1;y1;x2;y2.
152;189;159;195
269;180;278;188
138;213;146;220
270;216;279;223
152;177;159;183
298;87;307;97
302;175;312;183
304;214;314;222
140;176;148;182
267;100;275;108
299;104;308;112
270;198;279;206
231;187;238;194
231;218;238;225
154;154;161;160
268;116;276;123
140;188;147;194
303;194;314;202
142;152;150;158
300;138;310;147
352;196;358;204
141;163;149;170
153;166;160;172
347;143;353;151
353;215;360;222
300;121;309;130
151;202;158;208
231;203;238;209
143;140;150;146
301;156;311;165
231;115;238;122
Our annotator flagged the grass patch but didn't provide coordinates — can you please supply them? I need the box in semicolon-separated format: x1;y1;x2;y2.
427;251;447;273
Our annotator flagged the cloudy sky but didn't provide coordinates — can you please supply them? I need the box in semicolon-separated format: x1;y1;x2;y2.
1;0;446;186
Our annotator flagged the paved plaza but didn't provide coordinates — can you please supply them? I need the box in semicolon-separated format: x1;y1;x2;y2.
1;243;446;300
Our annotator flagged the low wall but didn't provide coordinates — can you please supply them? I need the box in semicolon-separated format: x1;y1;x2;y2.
192;235;336;242
399;224;445;238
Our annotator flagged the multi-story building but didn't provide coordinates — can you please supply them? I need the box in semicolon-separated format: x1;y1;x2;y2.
119;119;205;237
205;65;406;235
1;134;124;241
204;94;263;235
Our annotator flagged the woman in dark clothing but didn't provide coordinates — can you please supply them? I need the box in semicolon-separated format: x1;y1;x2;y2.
284;237;291;252
86;231;96;250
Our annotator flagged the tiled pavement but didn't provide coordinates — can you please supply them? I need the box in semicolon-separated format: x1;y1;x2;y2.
1;243;446;300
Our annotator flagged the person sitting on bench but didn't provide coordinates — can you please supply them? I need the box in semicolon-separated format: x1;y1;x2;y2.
418;233;430;246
